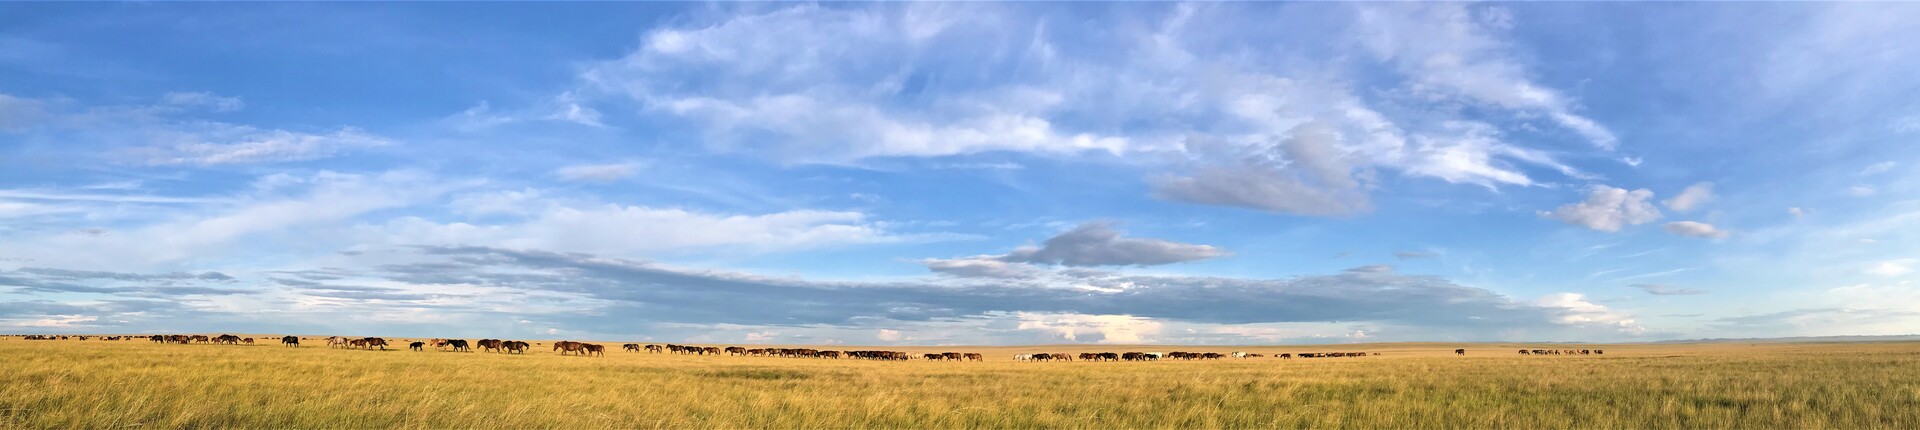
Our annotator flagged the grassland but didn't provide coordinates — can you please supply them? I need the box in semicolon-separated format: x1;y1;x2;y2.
1;338;1917;429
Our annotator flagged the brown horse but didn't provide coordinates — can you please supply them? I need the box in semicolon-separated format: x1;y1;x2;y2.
583;344;605;357
553;341;586;356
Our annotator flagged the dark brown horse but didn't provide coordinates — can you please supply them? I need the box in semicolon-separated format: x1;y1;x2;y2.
553;341;586;356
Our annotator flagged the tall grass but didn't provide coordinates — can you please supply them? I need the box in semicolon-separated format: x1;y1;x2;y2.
1;339;1916;428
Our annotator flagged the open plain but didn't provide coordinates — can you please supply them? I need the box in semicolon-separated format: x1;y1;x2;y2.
2;337;1917;429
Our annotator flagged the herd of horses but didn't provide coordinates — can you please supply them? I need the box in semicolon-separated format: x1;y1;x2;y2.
644;344;920;360
9;335;1608;361
1519;348;1603;355
1016;351;1380;361
140;334;256;345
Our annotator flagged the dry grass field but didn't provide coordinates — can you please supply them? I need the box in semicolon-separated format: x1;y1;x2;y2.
2;337;1918;429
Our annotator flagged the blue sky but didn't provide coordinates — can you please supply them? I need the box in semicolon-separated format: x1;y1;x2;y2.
2;3;1917;345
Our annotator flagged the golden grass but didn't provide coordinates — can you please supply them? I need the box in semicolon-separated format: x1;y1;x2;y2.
2;338;1917;429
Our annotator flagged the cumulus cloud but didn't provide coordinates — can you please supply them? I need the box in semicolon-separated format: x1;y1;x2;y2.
1534;293;1644;334
997;222;1227;267
1014;312;1162;344
1542;185;1662;232
923;256;1045;279
1663;182;1714;212
0;240;1656;341
371;246;1651;337
554;162;642;182
923;222;1224;277
1627;284;1706;296
1663;221;1729;239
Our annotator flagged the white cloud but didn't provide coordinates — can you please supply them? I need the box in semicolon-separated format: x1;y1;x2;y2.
1895;116;1920;133
923;256;1044;279
1356;4;1616;150
1861;161;1897;175
580;5;1132;162
1848;185;1877;197
1866;259;1915;277
564;4;1603;215
0;93;50;131
1789;207;1807;218
1534;293;1644;334
16;315;100;328
875;329;903;342
368;205;930;256
1153;122;1374;216
554;162;642;182
1014;312;1163;344
0;92;389;166
1628;284;1706;296
1663;221;1729;239
160;92;244;112
448;189;545;217
1663;182;1714;212
1542;185;1661;232
0;171;453;268
132;126;390;166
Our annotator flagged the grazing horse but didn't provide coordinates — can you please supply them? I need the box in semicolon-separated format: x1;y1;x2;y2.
505;341;529;354
282;336;299;347
409;342;424;351
624;343;641;352
583;344;605;357
553;341;586;356
478;339;503;353
1455;349;1467;356
242;338;254;345
327;336;347;349
726;346;747;356
645;344;663;353
447;339;470;352
964;353;983;362
361;337;389;350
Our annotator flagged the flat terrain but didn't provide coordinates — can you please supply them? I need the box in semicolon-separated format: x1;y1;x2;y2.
2;338;1918;429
